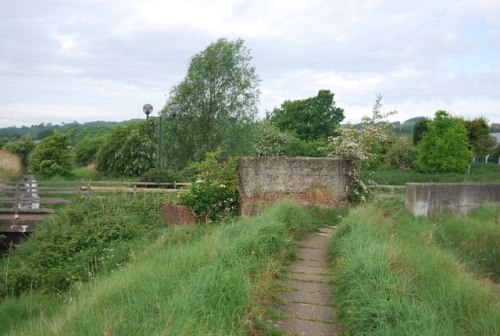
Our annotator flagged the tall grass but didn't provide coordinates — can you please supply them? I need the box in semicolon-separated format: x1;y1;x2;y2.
1;201;337;335
363;163;500;185
331;200;500;335
0;150;22;181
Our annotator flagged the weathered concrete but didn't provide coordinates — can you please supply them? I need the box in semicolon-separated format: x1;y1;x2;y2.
405;183;500;217
238;157;350;215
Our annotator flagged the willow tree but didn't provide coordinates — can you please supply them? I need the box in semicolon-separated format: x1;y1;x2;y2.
164;38;260;169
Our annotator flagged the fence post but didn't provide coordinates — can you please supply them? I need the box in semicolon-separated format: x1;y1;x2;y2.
14;182;20;218
486;155;490;164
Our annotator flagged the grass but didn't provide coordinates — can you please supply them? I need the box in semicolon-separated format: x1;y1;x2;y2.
0;150;22;181
330;200;500;335
1;201;340;335
363;163;500;185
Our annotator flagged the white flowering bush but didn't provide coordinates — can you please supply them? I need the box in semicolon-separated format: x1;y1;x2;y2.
326;95;395;203
179;151;239;222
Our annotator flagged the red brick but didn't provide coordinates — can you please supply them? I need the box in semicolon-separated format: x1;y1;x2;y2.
162;202;196;225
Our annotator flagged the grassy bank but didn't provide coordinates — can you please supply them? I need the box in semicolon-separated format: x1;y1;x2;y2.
330;200;500;335
1;201;339;335
363;163;500;185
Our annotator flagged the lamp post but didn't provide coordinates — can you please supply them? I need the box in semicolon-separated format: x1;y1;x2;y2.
143;103;179;169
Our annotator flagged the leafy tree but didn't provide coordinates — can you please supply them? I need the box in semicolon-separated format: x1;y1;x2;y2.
413;118;430;145
464;117;496;156
96;120;157;177
417;111;471;173
35;129;54;140
385;136;417;169
267;89;344;141
3;136;36;168
164;38;259;169
74;136;105;166
253;122;296;156
29;132;72;177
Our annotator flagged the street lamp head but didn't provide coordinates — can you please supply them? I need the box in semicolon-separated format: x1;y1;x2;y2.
169;103;179;118
143;104;153;119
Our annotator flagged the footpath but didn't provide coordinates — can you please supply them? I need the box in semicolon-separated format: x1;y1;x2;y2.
268;226;341;336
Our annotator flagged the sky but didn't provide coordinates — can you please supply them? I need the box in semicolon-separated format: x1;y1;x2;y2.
1;0;499;128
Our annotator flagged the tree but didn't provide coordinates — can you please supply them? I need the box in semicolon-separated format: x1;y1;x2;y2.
164;38;260;169
412;118;430;145
385;136;417;169
417;111;471;173
267;90;344;141
29;132;72;177
74;136;104;166
464;117;496;156
2;136;35;167
96;120;157;177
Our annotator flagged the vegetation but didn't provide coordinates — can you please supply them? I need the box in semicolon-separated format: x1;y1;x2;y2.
1;193;163;296
164;38;259;169
0;150;23;181
179;151;239;222
464;117;497;156
0;201;333;335
331;200;500;335
326;94;394;203
363;163;500;185
28;132;72;178
96;120;157;177
267;89;344;141
417;111;471;173
73;136;104;166
2;136;35;168
384;136;417;169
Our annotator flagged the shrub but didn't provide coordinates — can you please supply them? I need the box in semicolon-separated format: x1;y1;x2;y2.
96;120;157;177
179;151;239;222
141;167;179;183
74;136;104;166
417;111;471;173
2;136;35;167
29;132;71;178
385;136;417;169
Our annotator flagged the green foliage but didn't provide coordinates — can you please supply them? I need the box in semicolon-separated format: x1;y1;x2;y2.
1;202;327;335
327;94;395;203
179;151;239;222
140;167;179;183
267;89;344;141
417;111;472;173
363;163;500;185
253;122;296;156
1;193;162;295
331;201;500;335
2;136;35;167
96;120;157;177
412;118;430;145
165;38;259;169
28;132;71;178
73;136;104;166
464;117;497;156
384;136;417;169
284;137;329;157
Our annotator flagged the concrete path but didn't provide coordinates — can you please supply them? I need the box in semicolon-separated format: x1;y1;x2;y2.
268;226;341;336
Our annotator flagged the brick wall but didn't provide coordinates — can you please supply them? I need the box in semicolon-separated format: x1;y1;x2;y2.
162;202;196;225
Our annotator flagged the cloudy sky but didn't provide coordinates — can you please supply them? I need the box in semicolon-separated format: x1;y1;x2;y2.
1;0;499;128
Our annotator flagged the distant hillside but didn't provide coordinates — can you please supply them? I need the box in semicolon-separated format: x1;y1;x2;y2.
0;120;139;144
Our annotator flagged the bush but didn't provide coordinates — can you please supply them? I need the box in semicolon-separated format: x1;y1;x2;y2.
74;136;104;166
2;136;35;167
179;151;239;222
29;132;71;178
141;167;179;183
417;111;471;173
96;120;157;177
1;193;162;295
385;136;417;169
